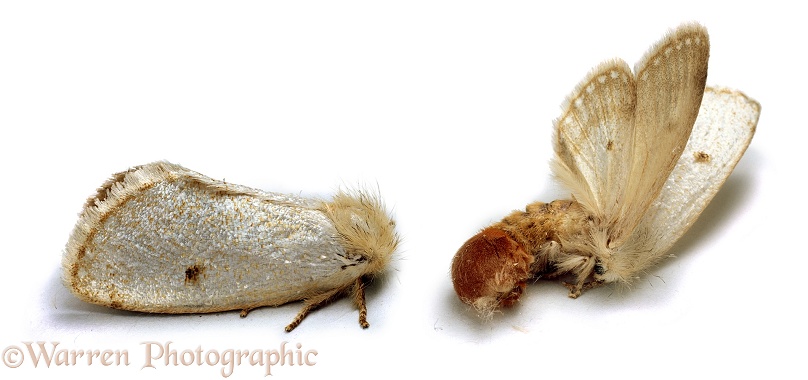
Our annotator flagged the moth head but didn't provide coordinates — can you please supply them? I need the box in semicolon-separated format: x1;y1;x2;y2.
590;255;624;284
323;190;400;277
451;227;534;319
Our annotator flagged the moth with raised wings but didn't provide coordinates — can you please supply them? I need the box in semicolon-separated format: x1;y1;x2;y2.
451;23;760;317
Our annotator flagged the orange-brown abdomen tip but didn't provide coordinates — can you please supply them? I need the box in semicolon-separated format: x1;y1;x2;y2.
451;227;534;316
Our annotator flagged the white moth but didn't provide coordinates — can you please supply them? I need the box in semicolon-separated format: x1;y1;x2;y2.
451;23;760;317
63;161;400;331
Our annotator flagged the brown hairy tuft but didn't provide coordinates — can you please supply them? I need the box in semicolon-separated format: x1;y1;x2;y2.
451;227;533;318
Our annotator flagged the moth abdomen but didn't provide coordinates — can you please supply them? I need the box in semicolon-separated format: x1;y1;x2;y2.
451;199;593;316
451;227;533;319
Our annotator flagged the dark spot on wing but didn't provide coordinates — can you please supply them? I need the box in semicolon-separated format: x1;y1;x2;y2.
185;265;204;284
694;151;711;163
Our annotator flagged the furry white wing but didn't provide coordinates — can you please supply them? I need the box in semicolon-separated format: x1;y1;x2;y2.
552;60;636;223
621;87;759;272
63;162;370;313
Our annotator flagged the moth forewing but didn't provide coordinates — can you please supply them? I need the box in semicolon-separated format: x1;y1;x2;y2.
552;59;637;223
617;87;760;278
63;161;399;331
617;23;710;246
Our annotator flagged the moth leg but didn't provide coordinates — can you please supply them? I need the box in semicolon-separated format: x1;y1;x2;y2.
352;277;370;329
562;281;583;298
562;280;605;298
583;280;605;293
239;308;254;318
285;287;345;332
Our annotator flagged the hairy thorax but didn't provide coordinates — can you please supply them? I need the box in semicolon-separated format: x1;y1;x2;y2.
494;199;593;278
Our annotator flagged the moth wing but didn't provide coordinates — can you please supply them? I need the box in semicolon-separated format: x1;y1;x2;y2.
552;59;637;222
63;162;368;313
621;87;759;272
615;24;710;244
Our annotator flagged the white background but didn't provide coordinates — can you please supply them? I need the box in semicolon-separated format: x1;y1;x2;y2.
1;1;803;379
